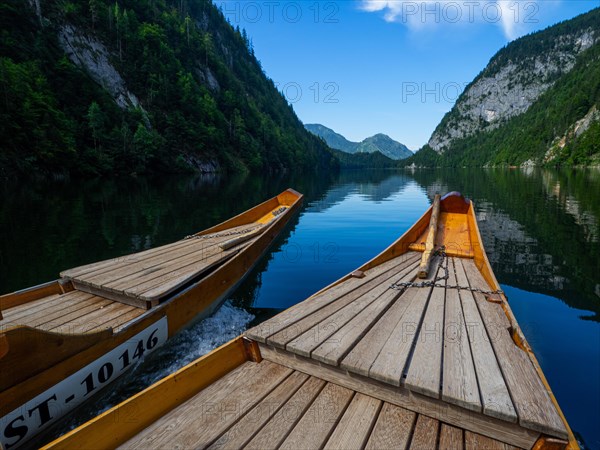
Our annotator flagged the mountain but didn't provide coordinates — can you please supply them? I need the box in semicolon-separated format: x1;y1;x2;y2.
305;124;412;160
304;124;357;153
0;0;337;177
405;8;600;167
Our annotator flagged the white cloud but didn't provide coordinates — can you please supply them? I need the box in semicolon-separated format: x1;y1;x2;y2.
359;0;548;40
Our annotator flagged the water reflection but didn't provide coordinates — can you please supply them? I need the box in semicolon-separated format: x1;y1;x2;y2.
2;168;599;447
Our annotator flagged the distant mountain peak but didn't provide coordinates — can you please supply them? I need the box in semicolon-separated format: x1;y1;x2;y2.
305;124;412;160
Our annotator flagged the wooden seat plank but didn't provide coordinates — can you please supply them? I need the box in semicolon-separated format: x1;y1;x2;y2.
0;294;63;323
120;361;292;449
367;258;441;386
404;266;446;398
453;258;516;422
312;263;420;366
279;383;354;450
207;371;309;449
441;258;481;412
4;293;96;328
439;423;464;450
88;307;147;333
365;402;416;450
323;393;382;450
244;377;326;450
408;414;439;450
462;259;568;439
246;252;420;344
465;431;520;450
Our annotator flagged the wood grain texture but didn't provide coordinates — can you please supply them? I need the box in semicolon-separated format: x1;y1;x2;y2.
207;371;308;449
462;260;568;439
418;194;440;278
409;414;439;450
369;257;441;386
279;383;354;450
365;403;416;450
453;258;516;422
312;262;419;366
439;424;464;450
274;256;419;353
464;431;517;450
260;345;539;449
323;393;381;450
441;258;481;412
244;377;326;450
245;253;419;344
120;361;291;449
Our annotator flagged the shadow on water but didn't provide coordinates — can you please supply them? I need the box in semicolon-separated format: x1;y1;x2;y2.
3;167;599;448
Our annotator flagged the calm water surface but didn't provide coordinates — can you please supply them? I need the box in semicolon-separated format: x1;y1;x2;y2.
1;169;599;448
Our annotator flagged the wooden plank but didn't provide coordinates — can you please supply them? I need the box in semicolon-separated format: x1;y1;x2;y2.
441;258;481;412
49;303;132;334
260;345;539;449
46;338;249;450
130;241;252;301
368;258;441;386
266;254;419;349
311;262;419;366
73;281;153;309
465;431;515;450
462;260;568;439
417;194;440;278
365;403;415;450
324;393;382;450
409;415;439;449
404;268;446;398
279;383;354;450
0;280;62;311
0;294;71;326
454;258;516;422
246;252;420;343
244;377;326;450
61;223;258;280
207;371;309;449
439;424;464;450
87;308;146;333
36;298;113;331
121;361;292;449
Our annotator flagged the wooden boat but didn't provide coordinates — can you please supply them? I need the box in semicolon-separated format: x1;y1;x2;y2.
43;192;577;450
0;189;303;449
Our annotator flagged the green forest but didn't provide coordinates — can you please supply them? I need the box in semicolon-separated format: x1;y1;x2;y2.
0;0;338;177
404;8;600;168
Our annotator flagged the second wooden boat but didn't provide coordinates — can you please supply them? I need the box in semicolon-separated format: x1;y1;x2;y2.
0;188;302;449
42;192;576;450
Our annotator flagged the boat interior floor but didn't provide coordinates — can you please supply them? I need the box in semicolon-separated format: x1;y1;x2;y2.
120;359;523;450
246;251;568;443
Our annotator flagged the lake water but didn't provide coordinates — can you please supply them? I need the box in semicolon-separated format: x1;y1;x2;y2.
1;168;598;448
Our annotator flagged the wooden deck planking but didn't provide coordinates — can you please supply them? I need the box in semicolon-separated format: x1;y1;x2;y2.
365;402;415;450
367;258;442;386
439;424;464;450
120;361;292;449
408;414;439;449
207;371;309;449
243;377;326;450
464;431;520;450
50;302;135;334
462;259;568;439
278;383;354;450
441;258;481;412
246;252;420;344
266;254;420;350
0;291;89;324
61;223;258;280
35;297;113;331
87;307;147;333
404;258;446;398
323;393;382;450
311;262;419;366
453;258;516;422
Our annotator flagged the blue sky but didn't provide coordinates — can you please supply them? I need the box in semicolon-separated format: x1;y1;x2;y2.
218;1;598;149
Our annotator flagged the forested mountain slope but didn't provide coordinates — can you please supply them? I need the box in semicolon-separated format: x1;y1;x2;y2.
0;0;337;177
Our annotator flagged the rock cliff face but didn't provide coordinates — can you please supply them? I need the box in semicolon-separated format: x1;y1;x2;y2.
429;27;598;153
